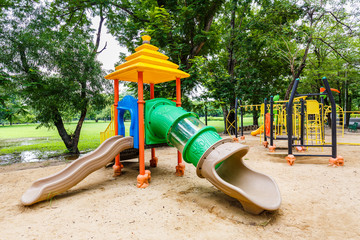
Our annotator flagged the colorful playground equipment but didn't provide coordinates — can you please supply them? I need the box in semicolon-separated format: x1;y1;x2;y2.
21;36;281;214
259;78;343;166
285;78;343;166
232;78;344;166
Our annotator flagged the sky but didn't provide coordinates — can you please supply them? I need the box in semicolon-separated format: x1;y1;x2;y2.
91;17;129;71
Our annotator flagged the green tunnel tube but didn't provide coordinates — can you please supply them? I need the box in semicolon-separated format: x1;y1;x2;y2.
145;98;222;167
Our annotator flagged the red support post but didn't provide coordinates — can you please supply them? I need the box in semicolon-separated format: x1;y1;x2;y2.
113;79;122;176
137;71;151;188
149;83;158;167
150;83;155;99
175;77;185;176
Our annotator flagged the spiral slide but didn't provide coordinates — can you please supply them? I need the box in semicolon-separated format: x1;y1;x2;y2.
21;136;133;205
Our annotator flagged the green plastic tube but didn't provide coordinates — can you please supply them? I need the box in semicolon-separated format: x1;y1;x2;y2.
145;98;222;167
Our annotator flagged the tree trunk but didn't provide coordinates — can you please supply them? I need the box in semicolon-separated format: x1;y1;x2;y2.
53;107;87;154
252;110;259;126
53;109;75;153
222;105;228;134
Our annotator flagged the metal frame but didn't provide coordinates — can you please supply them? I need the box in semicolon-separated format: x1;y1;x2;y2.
287;77;337;158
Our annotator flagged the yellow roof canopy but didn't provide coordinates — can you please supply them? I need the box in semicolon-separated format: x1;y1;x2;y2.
105;35;190;84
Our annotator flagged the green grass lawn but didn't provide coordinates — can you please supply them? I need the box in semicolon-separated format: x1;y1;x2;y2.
0;121;120;155
0;116;257;156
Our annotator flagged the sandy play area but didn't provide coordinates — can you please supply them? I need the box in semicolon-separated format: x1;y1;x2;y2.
1;131;360;240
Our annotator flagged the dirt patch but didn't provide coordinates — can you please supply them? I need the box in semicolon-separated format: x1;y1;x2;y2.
0;131;359;239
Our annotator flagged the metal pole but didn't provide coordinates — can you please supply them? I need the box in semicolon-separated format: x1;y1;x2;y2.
322;77;337;158
264;98;267;142
320;96;325;143
235;97;238;138
240;99;244;137
287;78;300;155
270;96;274;147
300;98;305;146
205;104;208;126
344;77;347;126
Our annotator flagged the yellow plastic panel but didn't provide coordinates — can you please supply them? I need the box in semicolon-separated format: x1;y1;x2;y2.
135;43;159;52
115;55;179;70
105;62;190;84
306;100;320;115
125;49;169;61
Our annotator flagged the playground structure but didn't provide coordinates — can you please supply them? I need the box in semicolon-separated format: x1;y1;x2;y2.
226;98;261;140
228;78;345;166
21;36;281;214
284;78;343;166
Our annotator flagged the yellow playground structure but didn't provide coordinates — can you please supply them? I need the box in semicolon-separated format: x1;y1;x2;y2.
254;96;344;149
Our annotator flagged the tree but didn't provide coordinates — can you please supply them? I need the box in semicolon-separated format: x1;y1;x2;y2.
0;71;28;125
268;0;359;99
0;2;110;153
49;0;225;98
189;0;297;131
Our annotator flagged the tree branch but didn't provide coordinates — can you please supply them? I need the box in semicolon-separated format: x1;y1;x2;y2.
97;41;107;54
329;11;353;35
295;38;312;77
188;0;222;62
314;37;350;63
94;6;105;53
110;3;149;22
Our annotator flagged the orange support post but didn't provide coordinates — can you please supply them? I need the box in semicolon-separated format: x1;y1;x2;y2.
149;83;158;167
137;71;151;188
175;77;185;176
150;83;155;99
113;79;122;176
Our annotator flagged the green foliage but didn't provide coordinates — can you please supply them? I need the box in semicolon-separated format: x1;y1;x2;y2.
0;71;29;124
0;2;111;153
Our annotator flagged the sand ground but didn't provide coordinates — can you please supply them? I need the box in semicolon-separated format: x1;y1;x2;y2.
0;131;360;240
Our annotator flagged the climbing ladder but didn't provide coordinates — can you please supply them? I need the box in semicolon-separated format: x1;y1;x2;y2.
100;105;115;143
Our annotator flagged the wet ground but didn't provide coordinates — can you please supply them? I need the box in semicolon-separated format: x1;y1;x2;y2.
0;138;81;165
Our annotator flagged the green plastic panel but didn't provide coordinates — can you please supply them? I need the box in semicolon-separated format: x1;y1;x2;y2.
145;98;223;167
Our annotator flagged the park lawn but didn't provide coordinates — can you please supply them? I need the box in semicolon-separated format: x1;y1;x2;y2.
0;117;257;156
0;121;121;155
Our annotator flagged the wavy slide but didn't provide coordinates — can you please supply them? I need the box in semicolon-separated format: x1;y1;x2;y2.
21;136;133;205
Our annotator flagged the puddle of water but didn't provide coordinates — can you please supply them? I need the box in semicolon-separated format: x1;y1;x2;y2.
21;150;41;163
0;150;63;165
0;137;84;165
0;150;84;165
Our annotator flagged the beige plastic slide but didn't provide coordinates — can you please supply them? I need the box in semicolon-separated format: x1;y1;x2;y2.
21;136;133;205
197;139;281;214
